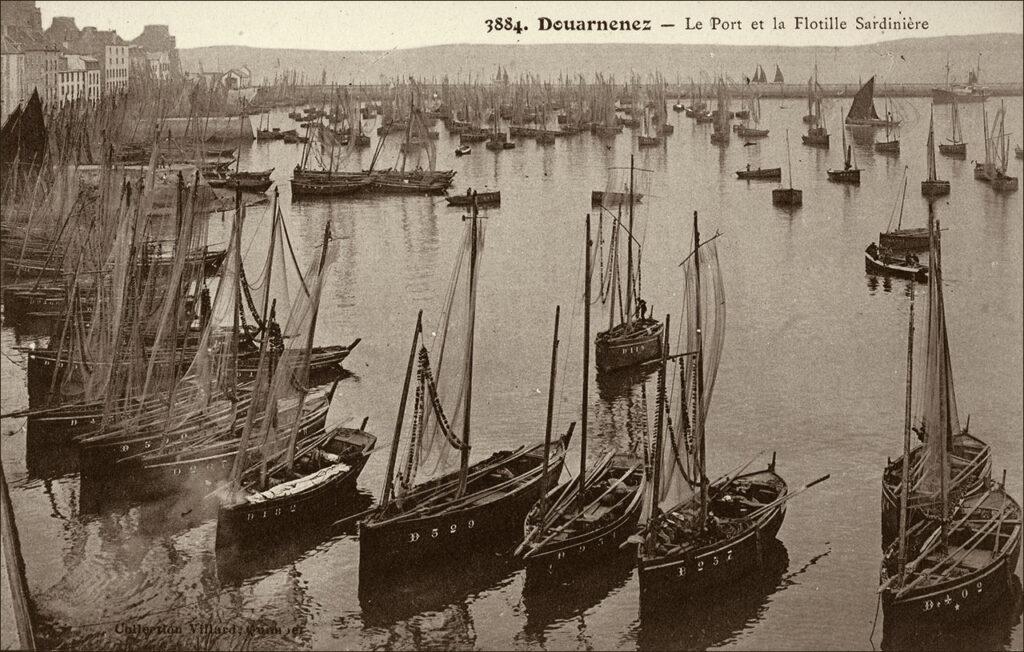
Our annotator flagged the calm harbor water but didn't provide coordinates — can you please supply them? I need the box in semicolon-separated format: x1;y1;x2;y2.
2;96;1022;650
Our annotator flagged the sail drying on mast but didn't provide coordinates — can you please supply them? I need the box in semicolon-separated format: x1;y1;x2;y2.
661;237;726;510
398;216;486;494
915;223;960;498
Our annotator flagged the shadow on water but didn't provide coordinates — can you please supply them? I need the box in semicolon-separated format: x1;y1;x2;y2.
880;574;1024;651
216;490;374;586
595;365;657;455
519;554;635;646
635;539;790;651
357;552;516;628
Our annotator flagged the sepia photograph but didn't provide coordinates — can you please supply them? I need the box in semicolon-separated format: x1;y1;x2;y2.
0;1;1021;649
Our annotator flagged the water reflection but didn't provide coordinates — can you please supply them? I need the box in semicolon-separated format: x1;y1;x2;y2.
634;539;790;650
358;553;514;627
519;556;634;647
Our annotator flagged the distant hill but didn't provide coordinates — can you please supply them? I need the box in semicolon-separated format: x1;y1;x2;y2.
180;34;1024;86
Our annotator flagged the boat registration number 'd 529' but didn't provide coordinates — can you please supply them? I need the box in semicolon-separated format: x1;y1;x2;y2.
678;548;734;577
407;519;475;543
921;582;983;612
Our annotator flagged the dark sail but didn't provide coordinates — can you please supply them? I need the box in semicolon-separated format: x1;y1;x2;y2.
847;76;881;122
773;64;784;83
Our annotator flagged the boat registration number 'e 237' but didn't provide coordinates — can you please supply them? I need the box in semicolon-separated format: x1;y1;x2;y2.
922;582;983;611
679;549;734;576
408;520;475;542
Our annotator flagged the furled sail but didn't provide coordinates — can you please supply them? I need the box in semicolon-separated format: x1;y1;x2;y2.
916;219;960;498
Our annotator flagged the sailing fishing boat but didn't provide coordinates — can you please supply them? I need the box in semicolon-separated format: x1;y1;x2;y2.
638;105;660;147
216;222;376;548
358;200;571;575
735;93;769;139
921;111;950;197
846;77;900;128
802;67;818;124
974;101;1018;192
595;157;665;372
802;88;830;149
931;54;988;104
878;210;1021;627
709;77;730;146
881;169;930;251
517;216;646;575
874;98;901;154
636;211;817;608
827;115;861;184
772;131;802;206
938;97;966;158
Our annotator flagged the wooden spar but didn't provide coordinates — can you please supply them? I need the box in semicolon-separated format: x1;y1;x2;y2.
285;221;333;472
625;156;635;327
381;311;423;507
693;211;708;528
608;205;621;330
649;313;669;532
1;464;35;650
539;305;561;510
235;197;280;489
535;462;640;548
744;474;831;523
579;214;592;508
897;282;916;581
456;197;480;499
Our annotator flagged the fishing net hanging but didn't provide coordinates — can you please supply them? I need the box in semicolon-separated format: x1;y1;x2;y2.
660;237;726;511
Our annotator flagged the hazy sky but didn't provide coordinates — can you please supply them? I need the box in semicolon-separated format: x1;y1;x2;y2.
36;1;1024;50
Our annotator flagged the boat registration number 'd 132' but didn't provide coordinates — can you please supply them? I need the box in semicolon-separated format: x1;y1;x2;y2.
922;582;983;612
678;548;734;577
407;519;475;543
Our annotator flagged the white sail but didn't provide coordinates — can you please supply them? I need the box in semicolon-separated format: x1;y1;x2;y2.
661;238;726;510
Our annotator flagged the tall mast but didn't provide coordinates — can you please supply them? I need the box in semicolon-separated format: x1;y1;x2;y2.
786;130;794;189
927;109;937;182
578;214;592;508
284;221;333;473
539;305;560;510
897;282;916;581
380;311;422;507
456;197;480;498
625;155;635;327
693;211;708;527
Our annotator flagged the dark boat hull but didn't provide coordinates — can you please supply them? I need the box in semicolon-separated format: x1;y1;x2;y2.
639;504;786;607
522;467;645;577
772;188;802;206
827;169;861;184
921;179;951;197
216;428;375;548
359;443;567;574
938;143;966;158
879;228;929;252
736;168;781;180
595;320;665;372
446;191;500;207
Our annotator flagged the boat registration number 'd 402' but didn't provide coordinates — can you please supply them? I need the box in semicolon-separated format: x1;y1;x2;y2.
678;548;734;577
407;519;476;543
921;581;983;612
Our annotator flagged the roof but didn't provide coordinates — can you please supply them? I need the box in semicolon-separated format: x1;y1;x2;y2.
0;33;23;55
4;25;60;52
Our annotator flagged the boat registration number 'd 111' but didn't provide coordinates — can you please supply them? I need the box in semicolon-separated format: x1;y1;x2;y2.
408;519;476;543
922;582;983;612
678;549;734;577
